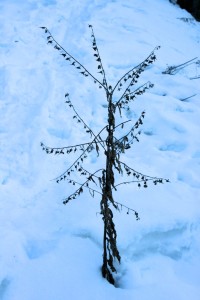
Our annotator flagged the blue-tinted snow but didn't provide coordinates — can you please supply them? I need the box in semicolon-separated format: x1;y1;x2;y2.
0;0;200;299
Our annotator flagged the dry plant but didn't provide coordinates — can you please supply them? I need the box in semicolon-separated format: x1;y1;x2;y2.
41;25;169;285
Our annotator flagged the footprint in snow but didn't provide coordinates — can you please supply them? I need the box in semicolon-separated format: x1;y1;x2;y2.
159;143;186;152
25;239;56;259
0;278;10;299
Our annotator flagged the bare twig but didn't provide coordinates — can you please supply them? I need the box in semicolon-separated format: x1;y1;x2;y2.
162;57;198;75
180;94;197;101
190;76;200;80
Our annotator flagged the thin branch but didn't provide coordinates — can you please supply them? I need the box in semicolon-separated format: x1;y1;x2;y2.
114;119;131;130
81;166;103;181
41;139;106;154
112;200;139;219
113;111;145;153
112;46;160;94
89;25;108;90
66;95;106;151
114;179;148;187
114;81;154;109
40;27;105;89
162;57;198;75
173;57;198;68
63;168;104;204
180;94;197;101
118;160;170;182
52;125;108;182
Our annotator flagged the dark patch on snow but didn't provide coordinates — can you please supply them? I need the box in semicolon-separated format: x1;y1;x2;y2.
0;278;10;299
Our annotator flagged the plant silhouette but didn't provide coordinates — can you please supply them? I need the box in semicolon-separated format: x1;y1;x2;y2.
41;25;169;286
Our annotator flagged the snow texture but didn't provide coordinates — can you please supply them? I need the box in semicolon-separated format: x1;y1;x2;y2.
0;0;200;299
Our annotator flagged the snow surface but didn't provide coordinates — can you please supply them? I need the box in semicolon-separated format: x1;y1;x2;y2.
0;0;200;299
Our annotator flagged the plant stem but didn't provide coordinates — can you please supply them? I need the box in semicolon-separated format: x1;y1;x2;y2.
101;91;119;285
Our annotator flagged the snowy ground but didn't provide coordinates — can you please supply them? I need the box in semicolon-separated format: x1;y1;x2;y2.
0;0;200;299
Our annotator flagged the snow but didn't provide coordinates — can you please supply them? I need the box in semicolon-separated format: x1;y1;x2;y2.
0;0;200;299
